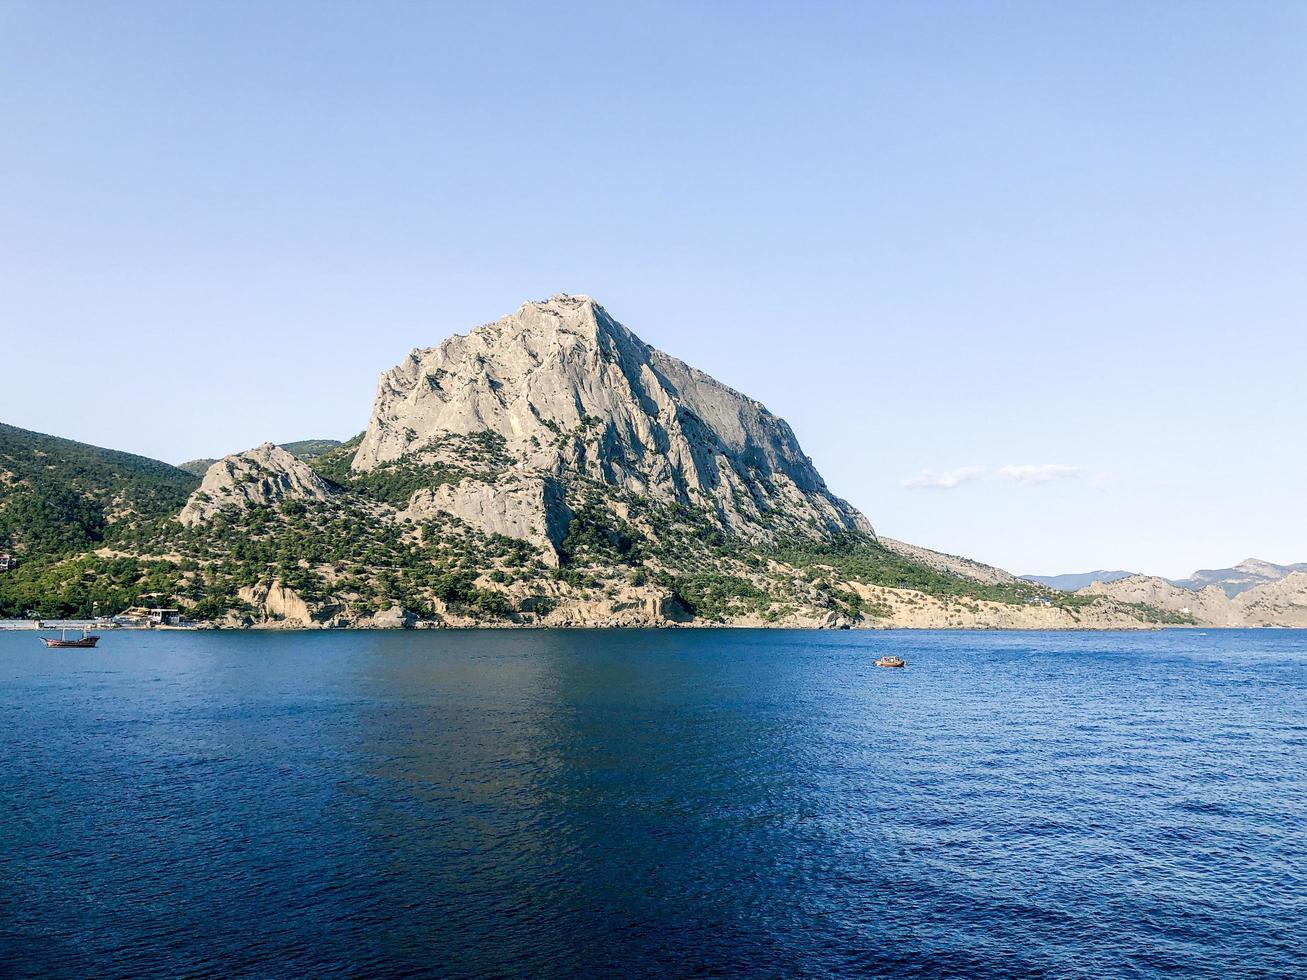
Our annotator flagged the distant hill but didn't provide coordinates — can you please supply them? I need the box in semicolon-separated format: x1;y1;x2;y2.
178;458;217;477
1170;559;1307;598
881;538;1016;585
1022;570;1137;592
278;439;342;460
0;422;198;560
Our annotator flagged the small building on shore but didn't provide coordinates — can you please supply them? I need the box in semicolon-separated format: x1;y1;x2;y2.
0;554;15;573
121;606;183;626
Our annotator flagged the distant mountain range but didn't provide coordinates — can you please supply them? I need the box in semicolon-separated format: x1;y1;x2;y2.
1021;570;1137;592
1024;559;1307;598
1170;559;1307;598
1080;571;1307;628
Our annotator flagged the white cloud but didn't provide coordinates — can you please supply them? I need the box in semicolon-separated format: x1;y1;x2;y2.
997;463;1083;485
902;462;1099;490
903;465;986;489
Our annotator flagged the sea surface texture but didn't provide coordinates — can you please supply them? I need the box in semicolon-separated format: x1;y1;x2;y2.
1;629;1303;978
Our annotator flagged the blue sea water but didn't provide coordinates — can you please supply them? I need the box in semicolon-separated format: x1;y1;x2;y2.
0;628;1303;978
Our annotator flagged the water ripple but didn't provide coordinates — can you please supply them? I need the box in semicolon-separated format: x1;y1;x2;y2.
0;628;1303;977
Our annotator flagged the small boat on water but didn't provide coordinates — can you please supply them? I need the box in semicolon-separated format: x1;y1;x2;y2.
874;656;906;669
40;628;100;649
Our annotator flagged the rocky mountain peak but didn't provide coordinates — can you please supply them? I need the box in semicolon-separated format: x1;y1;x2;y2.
178;443;336;526
352;296;872;547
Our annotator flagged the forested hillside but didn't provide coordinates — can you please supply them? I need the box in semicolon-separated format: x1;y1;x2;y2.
0;423;198;560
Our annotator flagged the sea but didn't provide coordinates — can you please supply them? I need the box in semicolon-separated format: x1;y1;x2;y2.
1;628;1303;978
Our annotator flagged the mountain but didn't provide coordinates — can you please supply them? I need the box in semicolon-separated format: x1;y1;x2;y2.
0;423;198;560
1028;559;1307;596
1021;570;1138;591
1080;573;1307;628
351;294;870;553
1169;559;1307;598
1233;572;1307;627
1077;576;1239;625
0;296;1243;629
279;439;342;460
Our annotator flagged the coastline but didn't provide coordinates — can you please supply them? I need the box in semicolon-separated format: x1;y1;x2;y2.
9;620;1266;633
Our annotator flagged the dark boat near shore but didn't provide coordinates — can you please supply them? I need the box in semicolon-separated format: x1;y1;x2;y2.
40;628;100;649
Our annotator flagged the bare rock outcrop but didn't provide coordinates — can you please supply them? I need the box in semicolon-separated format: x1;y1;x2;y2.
354;294;871;543
538;587;693;627
403;475;572;564
362;605;417;629
846;581;1167;630
237;580;333;627
179;443;336;526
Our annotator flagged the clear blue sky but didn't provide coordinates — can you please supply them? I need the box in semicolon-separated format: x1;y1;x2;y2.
2;1;1304;577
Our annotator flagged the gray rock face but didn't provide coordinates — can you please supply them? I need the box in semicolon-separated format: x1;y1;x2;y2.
179;443;336;526
355;295;871;542
403;475;573;565
365;605;416;629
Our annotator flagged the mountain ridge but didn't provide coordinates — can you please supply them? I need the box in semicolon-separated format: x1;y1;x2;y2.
0;296;1294;630
1079;572;1307;627
1029;558;1307;599
1170;558;1307;597
1022;570;1138;591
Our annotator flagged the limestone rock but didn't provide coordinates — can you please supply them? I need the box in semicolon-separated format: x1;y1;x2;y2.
354;294;871;542
403;475;572;564
238;580;332;627
845;580;1170;630
539;587;694;627
179;443;336;526
364;605;416;629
